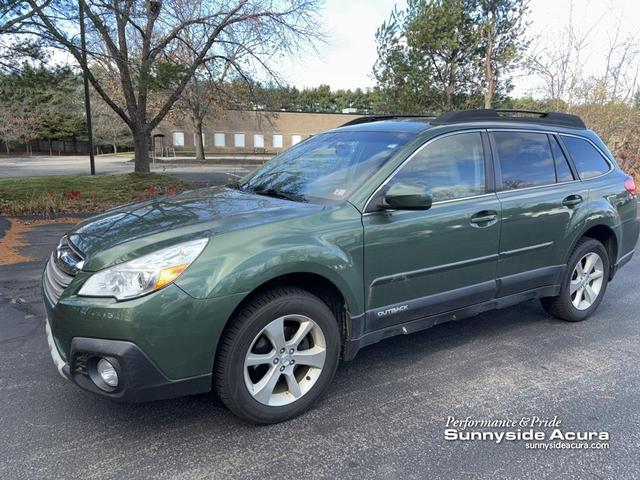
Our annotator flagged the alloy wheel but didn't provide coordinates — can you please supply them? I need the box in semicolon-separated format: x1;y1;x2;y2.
243;314;327;406
570;252;604;310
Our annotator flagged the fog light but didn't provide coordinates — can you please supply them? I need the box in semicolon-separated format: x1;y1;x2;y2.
97;358;118;387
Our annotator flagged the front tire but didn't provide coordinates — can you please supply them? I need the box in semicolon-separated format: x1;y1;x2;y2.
541;238;610;322
214;287;340;424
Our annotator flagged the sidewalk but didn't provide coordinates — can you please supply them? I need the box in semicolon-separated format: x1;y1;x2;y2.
155;153;270;163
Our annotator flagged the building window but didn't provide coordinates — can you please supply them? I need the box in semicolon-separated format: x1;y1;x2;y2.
172;131;185;147
193;133;205;147
253;134;265;148
272;134;283;148
291;134;302;145
234;133;245;148
214;132;225;147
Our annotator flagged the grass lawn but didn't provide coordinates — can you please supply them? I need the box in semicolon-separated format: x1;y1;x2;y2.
0;173;192;215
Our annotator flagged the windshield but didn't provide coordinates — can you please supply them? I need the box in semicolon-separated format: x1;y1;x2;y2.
239;131;413;203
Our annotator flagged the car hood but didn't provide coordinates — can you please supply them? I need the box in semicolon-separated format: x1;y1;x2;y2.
68;186;325;271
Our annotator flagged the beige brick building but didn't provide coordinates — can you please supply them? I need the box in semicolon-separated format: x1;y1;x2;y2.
153;109;360;157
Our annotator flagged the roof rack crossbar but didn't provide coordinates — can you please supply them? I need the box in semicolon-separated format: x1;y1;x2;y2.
431;109;586;129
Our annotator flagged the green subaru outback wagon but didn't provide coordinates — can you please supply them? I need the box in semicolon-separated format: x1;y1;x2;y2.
44;109;639;423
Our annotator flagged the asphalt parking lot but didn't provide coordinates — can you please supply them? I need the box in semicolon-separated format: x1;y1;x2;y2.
1;218;639;479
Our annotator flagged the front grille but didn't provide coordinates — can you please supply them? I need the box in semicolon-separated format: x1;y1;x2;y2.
43;236;84;306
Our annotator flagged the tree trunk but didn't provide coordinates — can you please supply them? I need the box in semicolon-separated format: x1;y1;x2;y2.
484;24;494;109
445;58;456;111
133;130;151;173
195;121;205;162
48;139;53;156
113;143;118;154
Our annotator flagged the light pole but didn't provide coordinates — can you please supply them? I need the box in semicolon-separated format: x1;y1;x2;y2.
79;0;96;175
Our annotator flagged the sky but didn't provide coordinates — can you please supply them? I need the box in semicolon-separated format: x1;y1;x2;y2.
279;0;640;96
279;0;405;91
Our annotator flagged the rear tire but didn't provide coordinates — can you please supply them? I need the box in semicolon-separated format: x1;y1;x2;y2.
541;238;610;322
214;287;340;424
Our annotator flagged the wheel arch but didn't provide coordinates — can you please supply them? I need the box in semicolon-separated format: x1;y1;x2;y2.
215;271;356;362
569;223;619;279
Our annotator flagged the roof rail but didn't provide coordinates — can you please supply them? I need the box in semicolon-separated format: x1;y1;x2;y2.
431;109;586;129
340;114;435;127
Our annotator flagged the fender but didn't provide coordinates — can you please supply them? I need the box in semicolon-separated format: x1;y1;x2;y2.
176;227;365;316
225;256;363;317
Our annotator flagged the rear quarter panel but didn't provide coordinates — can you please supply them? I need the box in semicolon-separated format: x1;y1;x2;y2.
583;170;639;260
558;130;638;266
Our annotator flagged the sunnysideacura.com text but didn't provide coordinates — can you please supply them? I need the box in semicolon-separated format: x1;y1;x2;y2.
444;416;610;450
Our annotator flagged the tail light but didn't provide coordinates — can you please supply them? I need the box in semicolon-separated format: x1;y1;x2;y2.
624;176;637;196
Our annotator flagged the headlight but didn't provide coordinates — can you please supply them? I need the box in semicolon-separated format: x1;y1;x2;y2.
78;238;208;300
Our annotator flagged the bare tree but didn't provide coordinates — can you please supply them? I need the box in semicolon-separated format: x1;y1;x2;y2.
588;25;640;104
92;96;132;154
0;76;48;154
526;6;640;109
0;1;43;70
525;2;603;109
19;0;321;172
175;72;222;162
0;100;13;152
171;25;241;162
11;96;42;154
1;1;34;34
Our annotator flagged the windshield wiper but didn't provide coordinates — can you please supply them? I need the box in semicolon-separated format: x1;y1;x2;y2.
226;181;245;191
251;187;308;203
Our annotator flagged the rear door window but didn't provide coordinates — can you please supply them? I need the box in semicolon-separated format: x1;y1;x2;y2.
493;132;556;190
549;136;574;182
561;136;611;179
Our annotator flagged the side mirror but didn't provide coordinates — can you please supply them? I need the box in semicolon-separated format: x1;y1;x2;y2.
383;182;433;210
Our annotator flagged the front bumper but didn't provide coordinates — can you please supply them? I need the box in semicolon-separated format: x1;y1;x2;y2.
46;318;70;379
45;317;211;402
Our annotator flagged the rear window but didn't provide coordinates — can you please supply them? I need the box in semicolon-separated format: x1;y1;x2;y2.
561;136;611;179
493;132;556;190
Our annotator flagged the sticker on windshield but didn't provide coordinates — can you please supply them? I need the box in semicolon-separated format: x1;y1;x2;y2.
333;188;347;197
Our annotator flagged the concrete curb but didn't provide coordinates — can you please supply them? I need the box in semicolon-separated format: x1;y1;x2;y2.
0;213;91;242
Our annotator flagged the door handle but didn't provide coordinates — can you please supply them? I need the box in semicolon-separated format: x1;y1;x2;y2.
562;195;583;207
470;210;498;225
